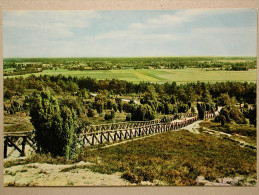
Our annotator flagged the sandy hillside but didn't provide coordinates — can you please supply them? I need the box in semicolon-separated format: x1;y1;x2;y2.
4;161;131;186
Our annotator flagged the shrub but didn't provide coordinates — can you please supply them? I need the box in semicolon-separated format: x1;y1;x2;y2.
161;116;171;123
197;103;205;119
104;110;115;120
4;89;15;100
87;108;96;117
218;93;232;106
122;170;140;183
60;98;84;116
131;104;155;121
228;106;246;124
178;103;189;113
126;113;132;121
135;167;156;182
191;107;196;114
94;100;104;113
248;106;256;127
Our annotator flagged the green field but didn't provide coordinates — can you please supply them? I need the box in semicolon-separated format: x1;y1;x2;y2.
27;68;257;83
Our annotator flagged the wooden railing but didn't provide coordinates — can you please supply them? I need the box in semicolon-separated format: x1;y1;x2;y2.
78;116;199;146
78;113;215;146
82;113;197;133
3;112;216;158
3;131;36;158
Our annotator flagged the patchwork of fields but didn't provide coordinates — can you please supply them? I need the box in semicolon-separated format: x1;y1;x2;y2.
29;68;257;83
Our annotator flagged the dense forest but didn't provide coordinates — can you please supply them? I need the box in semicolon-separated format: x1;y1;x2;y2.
4;75;256;127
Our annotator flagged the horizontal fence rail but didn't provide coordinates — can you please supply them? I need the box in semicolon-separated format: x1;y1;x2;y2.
83;112;198;133
3;131;36;158
78;112;216;146
3;112;217;158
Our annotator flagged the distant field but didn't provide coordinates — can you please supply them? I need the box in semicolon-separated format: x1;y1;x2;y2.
8;68;257;83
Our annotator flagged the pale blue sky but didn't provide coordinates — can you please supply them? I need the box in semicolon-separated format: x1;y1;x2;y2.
3;9;257;57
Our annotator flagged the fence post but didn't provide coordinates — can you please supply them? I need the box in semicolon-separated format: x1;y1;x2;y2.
4;137;8;158
21;137;26;156
92;134;95;145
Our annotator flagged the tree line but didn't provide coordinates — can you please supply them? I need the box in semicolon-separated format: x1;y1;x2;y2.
4;74;256;104
4;56;256;76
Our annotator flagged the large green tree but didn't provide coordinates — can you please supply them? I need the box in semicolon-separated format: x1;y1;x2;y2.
30;90;77;159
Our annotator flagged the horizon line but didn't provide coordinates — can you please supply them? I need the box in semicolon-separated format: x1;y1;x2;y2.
3;55;257;59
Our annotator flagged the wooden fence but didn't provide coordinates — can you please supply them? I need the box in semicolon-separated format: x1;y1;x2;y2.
82;113;197;133
3;112;216;158
3;131;36;158
78;113;215;146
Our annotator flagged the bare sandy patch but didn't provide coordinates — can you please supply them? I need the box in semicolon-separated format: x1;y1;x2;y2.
196;175;256;186
4;161;131;186
182;120;202;134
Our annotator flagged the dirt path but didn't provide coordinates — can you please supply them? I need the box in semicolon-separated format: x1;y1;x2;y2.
182;120;202;134
201;127;256;149
181;117;256;150
4;160;167;186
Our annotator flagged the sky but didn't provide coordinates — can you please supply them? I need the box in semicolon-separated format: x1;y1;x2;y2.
3;9;257;57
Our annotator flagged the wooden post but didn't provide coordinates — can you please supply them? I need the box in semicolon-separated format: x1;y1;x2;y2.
4;137;8;158
84;135;91;145
119;130;122;140
21;137;26;156
139;128;142;136
114;131;117;141
91;134;95;145
129;129;132;139
100;133;103;144
107;132;110;142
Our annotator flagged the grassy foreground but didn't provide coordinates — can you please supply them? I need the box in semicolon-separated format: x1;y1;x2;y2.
78;130;256;185
4;129;256;186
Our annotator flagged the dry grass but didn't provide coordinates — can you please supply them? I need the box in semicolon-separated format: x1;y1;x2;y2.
79;130;256;185
4;112;34;132
199;121;256;146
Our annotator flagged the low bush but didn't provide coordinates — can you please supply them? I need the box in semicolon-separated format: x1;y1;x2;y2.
79;130;256;185
104;110;115;120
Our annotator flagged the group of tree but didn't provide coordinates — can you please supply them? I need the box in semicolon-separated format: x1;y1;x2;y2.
4;75;256;105
4;57;256;76
30;90;78;160
3;74;257;159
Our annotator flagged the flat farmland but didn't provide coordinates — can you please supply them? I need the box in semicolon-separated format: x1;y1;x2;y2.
30;68;257;83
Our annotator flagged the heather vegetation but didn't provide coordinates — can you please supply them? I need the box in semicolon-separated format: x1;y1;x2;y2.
79;130;256;185
4;129;256;186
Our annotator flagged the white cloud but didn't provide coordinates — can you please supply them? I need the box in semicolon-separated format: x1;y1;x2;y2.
193;26;256;35
129;9;255;30
3;9;256;57
92;29;182;43
4;10;99;28
94;30;135;40
3;11;100;39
